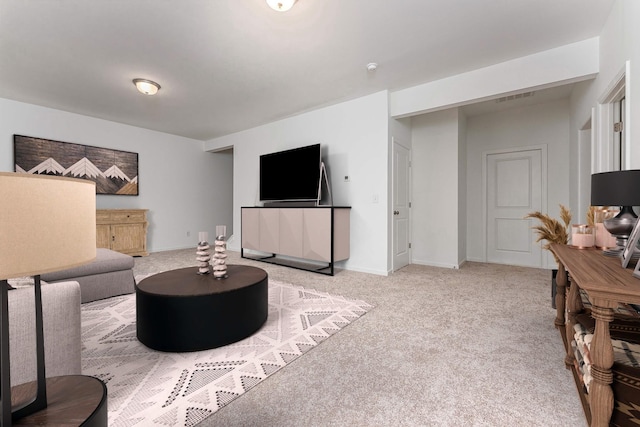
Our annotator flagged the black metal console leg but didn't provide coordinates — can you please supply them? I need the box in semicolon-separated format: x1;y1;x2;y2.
11;275;47;421
1;279;12;426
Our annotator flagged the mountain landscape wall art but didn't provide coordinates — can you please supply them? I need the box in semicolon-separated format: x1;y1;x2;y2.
14;135;139;195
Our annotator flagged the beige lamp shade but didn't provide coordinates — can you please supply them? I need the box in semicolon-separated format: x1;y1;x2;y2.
0;172;96;280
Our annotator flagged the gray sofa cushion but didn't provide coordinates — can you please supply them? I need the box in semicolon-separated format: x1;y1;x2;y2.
57;268;135;303
41;248;134;281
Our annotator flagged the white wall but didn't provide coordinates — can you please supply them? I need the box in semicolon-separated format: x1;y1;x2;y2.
601;0;640;170
466;98;571;268
391;38;599;119
569;0;640;184
575;121;593;224
458;111;468;265
410;108;462;268
0;98;233;253
205;91;390;275
566;0;640;235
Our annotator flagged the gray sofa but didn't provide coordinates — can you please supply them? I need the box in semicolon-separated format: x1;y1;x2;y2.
8;280;81;386
41;248;135;303
9;248;136;387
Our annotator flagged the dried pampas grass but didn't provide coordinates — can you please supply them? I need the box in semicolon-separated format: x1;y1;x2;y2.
586;206;597;227
525;204;572;264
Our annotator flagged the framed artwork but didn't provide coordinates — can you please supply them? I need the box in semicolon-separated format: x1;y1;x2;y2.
622;218;640;268
14;135;138;195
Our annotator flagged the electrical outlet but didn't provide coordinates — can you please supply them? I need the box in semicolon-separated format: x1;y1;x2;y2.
372;194;379;203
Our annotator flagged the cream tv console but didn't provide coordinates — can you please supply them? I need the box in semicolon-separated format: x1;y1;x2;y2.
241;206;350;275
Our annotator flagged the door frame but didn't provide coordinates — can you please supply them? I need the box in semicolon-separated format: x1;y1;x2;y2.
391;137;412;272
595;61;630;172
481;144;548;264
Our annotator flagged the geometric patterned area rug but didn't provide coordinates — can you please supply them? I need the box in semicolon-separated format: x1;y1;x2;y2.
81;279;373;427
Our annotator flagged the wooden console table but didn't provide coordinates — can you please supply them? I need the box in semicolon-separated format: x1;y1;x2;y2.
551;243;640;427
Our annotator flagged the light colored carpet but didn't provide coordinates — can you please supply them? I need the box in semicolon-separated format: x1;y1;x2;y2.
131;249;587;427
81;276;372;426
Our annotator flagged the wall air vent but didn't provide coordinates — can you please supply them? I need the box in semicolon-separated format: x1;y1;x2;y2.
495;91;535;103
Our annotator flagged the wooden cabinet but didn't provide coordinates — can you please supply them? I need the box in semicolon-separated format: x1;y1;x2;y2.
96;209;148;256
241;207;350;275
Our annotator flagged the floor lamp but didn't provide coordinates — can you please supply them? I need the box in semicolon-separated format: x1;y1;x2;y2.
0;172;96;425
591;170;640;256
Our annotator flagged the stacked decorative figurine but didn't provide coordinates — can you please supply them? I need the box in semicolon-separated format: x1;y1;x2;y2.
196;232;212;275
212;225;228;279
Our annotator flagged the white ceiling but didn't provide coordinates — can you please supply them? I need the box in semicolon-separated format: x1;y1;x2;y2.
0;0;615;141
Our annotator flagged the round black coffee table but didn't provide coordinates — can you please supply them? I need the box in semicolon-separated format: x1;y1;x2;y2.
135;264;268;352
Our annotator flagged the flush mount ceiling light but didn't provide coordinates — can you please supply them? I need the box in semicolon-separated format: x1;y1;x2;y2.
133;78;161;96
266;0;297;12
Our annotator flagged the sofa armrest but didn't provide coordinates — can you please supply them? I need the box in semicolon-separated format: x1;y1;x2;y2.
8;280;82;386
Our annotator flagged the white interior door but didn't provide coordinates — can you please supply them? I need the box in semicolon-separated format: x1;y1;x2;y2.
393;140;411;271
486;148;543;267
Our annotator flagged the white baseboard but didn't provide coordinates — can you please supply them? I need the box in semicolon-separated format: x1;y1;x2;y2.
411;259;463;269
344;264;389;276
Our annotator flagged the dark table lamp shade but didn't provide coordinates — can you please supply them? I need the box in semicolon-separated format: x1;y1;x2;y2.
591;170;640;207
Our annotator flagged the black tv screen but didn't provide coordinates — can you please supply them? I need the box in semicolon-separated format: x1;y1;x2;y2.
260;144;321;201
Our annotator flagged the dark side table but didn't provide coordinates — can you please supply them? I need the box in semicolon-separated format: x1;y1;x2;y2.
12;375;107;426
136;264;268;352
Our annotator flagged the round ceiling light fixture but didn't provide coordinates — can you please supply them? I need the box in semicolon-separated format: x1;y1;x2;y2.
367;63;378;72
133;78;161;96
266;0;297;12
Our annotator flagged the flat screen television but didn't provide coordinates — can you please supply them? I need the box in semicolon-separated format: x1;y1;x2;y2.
260;144;321;202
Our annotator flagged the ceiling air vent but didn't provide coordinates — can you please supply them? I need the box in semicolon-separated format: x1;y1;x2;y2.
495;91;535;103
